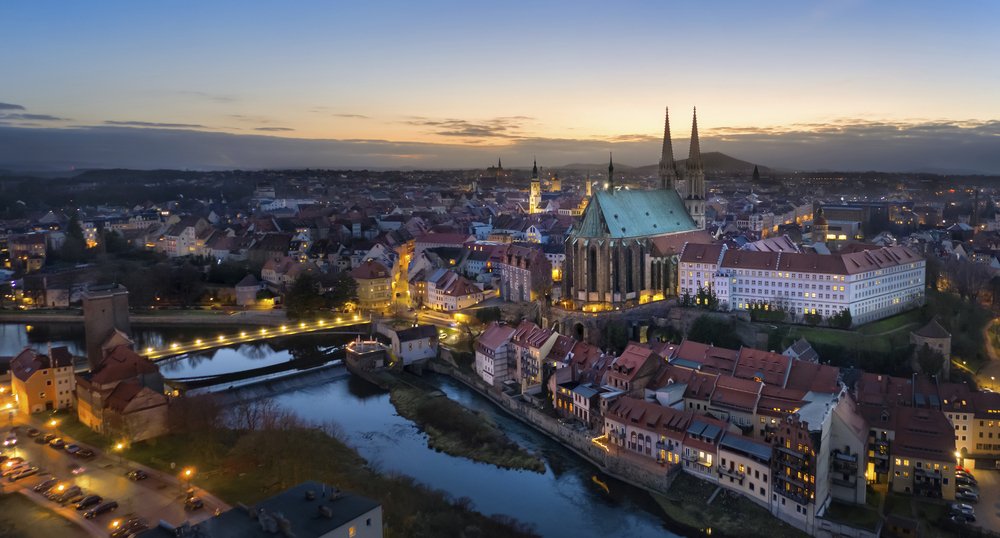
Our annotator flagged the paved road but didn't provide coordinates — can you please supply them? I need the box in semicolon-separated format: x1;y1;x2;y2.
965;467;1000;533
2;418;223;537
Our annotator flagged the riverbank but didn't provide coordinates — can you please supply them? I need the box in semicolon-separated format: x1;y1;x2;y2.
0;310;289;326
653;474;810;538
388;385;546;473
426;359;814;538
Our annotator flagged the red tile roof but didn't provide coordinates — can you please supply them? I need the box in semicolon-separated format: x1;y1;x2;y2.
733;348;791;387
88;345;159;386
350;260;390;280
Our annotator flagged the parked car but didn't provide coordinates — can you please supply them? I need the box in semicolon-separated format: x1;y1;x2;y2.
110;518;147;538
9;467;39;481
956;465;970;473
65;444;80;454
957;475;978;487
45;484;74;500
125;470;148;481
952;514;976;524
38;433;56;444
951;503;975;517
33;478;59;493
957;485;978;495
71;465;86;475
49;438;65;449
52;485;83;503
75;494;102;510
956;490;979;503
62;490;86;505
957;470;976;480
25;428;39;437
184;497;204;511
2;463;30;477
84;501;118;519
76;448;95;459
3;456;24;466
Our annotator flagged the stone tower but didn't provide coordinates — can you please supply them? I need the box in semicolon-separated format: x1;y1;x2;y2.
812;206;829;245
684;108;706;229
658;106;679;191
551;173;561;192
529;159;542;213
910;318;951;378
586;170;592;197
82;284;132;370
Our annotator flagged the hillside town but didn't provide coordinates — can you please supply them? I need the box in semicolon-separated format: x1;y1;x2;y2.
2;108;1000;538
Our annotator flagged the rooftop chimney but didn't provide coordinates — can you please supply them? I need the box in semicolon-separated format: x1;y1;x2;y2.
318;506;333;518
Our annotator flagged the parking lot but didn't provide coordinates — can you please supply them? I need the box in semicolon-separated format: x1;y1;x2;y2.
969;466;1000;533
2;425;221;537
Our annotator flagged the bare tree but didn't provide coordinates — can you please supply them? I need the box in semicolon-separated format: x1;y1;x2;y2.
228;397;280;431
947;261;990;301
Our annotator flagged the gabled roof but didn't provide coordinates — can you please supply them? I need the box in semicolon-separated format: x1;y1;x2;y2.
476;322;516;353
350;260;389;280
236;274;259;288
88;345;159;385
396;325;437;342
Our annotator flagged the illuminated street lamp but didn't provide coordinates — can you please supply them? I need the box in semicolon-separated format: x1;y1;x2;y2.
114;443;124;464
184;468;195;490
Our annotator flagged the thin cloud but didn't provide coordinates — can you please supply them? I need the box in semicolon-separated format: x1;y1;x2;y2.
2;113;67;121
402;116;535;139
0;102;26;111
104;120;206;128
333;114;369;119
254;127;295;132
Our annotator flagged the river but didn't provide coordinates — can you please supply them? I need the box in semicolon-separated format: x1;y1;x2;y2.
1;323;682;537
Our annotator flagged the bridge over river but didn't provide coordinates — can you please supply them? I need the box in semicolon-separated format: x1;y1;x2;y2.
145;316;372;361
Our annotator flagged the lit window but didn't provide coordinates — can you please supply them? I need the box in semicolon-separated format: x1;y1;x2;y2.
349;527;356;537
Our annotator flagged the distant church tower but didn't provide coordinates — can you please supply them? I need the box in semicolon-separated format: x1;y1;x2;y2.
586;170;592;197
608;154;615;192
812;206;829;245
684;108;706;229
529;159;542;213
658;106;680;190
551;173;561;192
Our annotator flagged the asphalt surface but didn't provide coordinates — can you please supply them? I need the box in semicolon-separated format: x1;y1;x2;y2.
1;420;222;538
967;468;1000;533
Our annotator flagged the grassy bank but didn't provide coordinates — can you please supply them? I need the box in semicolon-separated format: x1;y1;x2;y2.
122;421;540;537
0;492;90;538
652;473;810;538
389;386;546;473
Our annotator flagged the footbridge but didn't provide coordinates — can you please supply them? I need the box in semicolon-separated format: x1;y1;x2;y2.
145;317;372;361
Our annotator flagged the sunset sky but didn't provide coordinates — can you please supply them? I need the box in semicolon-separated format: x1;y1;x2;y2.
2;1;998;172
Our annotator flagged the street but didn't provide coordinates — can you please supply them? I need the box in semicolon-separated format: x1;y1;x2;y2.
2;416;222;538
968;468;1000;534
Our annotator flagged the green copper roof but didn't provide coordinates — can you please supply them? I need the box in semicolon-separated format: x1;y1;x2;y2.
575;189;698;239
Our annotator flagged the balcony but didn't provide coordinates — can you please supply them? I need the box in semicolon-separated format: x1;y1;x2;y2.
777;455;811;472
773;482;812;506
914;468;942;480
718;465;746;480
682;452;700;463
873;438;889;448
655;441;671;453
776;445;806;459
775;473;806;489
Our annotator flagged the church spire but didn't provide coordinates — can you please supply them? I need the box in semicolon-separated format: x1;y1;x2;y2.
529;157;541;213
686;107;704;175
659;106;679;190
608;153;615;193
684;108;706;229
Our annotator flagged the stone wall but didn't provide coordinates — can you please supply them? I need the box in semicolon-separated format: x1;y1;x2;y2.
427;361;679;494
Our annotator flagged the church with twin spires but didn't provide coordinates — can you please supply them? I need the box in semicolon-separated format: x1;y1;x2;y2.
560;106;713;311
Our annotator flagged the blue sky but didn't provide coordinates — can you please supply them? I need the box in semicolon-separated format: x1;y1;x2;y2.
2;1;998;171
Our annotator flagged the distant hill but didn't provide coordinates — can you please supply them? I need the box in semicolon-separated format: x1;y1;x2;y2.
630;152;776;177
558;162;636;171
558;152;773;177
